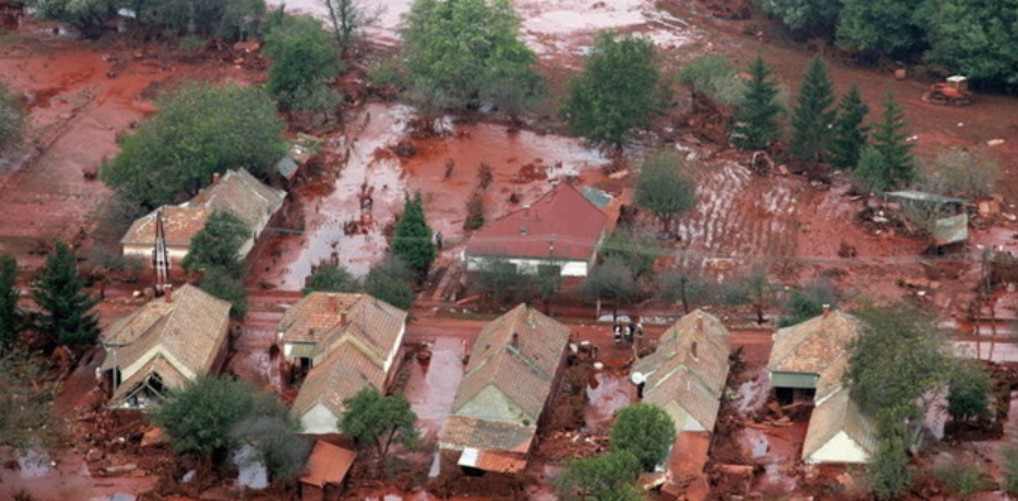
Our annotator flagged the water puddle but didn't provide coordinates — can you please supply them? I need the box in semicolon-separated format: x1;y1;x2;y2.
17;449;53;479
735;368;770;416
404;336;466;441
584;371;635;433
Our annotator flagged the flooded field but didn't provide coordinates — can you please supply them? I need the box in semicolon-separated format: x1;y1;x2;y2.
254;102;610;289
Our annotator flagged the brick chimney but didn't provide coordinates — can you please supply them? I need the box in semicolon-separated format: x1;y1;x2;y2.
822;304;831;319
341;311;348;325
212;172;221;185
163;285;173;303
511;332;519;348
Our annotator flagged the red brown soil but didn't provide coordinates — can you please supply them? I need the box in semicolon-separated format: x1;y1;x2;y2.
0;24;264;269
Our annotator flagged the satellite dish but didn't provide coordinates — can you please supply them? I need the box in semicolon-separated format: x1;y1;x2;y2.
631;372;646;385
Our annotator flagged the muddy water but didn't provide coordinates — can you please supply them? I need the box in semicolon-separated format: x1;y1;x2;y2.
259;103;609;289
584;371;635;433
404;336;467;441
742;424;804;495
0;451;158;501
956;341;1018;363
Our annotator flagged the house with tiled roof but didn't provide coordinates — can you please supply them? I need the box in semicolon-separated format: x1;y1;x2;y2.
768;308;877;464
120;168;286;263
631;310;732;433
280;292;408;434
439;304;571;474
462;183;608;277
121;206;212;262
100;284;231;408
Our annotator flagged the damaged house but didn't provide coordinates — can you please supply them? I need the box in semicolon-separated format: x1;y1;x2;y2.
629;310;731;499
280;292;408;434
767;308;877;464
439;304;571;474
100;285;231;408
462;183;608;277
121;168;286;263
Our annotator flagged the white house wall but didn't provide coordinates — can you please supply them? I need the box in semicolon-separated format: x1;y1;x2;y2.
300;403;340;435
462;255;588;277
383;323;407;374
806;431;870;464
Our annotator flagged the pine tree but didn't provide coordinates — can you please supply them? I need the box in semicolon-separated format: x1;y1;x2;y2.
872;91;914;186
829;85;870;169
854;144;891;193
0;254;20;352
392;192;436;281
790;56;835;162
32;242;99;348
731;56;784;151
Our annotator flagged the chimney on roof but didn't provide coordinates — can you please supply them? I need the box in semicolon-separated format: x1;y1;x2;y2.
511;332;519;348
341;311;348;325
822;304;831;319
697;313;703;330
212;172;221;185
523;204;531;217
163;285;173;303
309;327;315;339
691;341;698;359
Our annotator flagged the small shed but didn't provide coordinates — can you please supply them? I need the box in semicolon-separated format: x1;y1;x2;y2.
300;441;356;501
884;191;968;246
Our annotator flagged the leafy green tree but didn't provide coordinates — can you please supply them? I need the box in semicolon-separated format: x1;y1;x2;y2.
846;303;955;450
870;408;913;500
582;259;639;317
32;242;99;348
778;280;837;328
678;54;746;106
610;403;675;471
0;255;20;352
923;1;1018;88
182;211;250;275
731;57;784;151
658;266;712;314
633;151;697;236
151;375;290;463
556;450;643;501
364;257;415;310
265;15;343;111
402;0;542;116
920;148;999;199
392;192;436;281
789;57;836;162
200;267;248;319
829;85;870;169
102;83;285;209
338;387;419;469
947;361;992;422
853;143;891;193
721;269;773;324
471;258;535;306
600;229;657;280
759;0;842;37
0;349;55;453
230;415;311;481
302;263;359;295
871;92;914;187
836;0;926;58
933;461;995;498
128;0;267;41
0;82;25;153
34;0;119;39
562;32;662;146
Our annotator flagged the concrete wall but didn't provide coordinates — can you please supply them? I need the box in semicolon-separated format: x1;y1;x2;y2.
300;403;340;435
123;244;189;262
463;255;588;277
456;385;532;426
806;431;870;464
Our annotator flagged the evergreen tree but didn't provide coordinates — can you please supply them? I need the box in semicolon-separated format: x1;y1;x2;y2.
731;57;784;150
854;143;891;192
829;85;870;169
872;91;914;186
32;242;99;348
0;254;20;351
789;56;835;162
391;192;436;281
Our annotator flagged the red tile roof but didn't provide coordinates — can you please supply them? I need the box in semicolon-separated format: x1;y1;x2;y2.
464;183;608;261
300;440;356;488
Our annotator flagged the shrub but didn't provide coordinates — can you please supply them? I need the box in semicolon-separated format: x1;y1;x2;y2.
933;462;994;498
678;54;746;106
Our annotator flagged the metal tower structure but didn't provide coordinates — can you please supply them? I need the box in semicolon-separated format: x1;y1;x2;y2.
153;208;170;295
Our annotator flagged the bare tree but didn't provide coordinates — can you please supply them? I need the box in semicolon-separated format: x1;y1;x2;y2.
322;0;381;49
